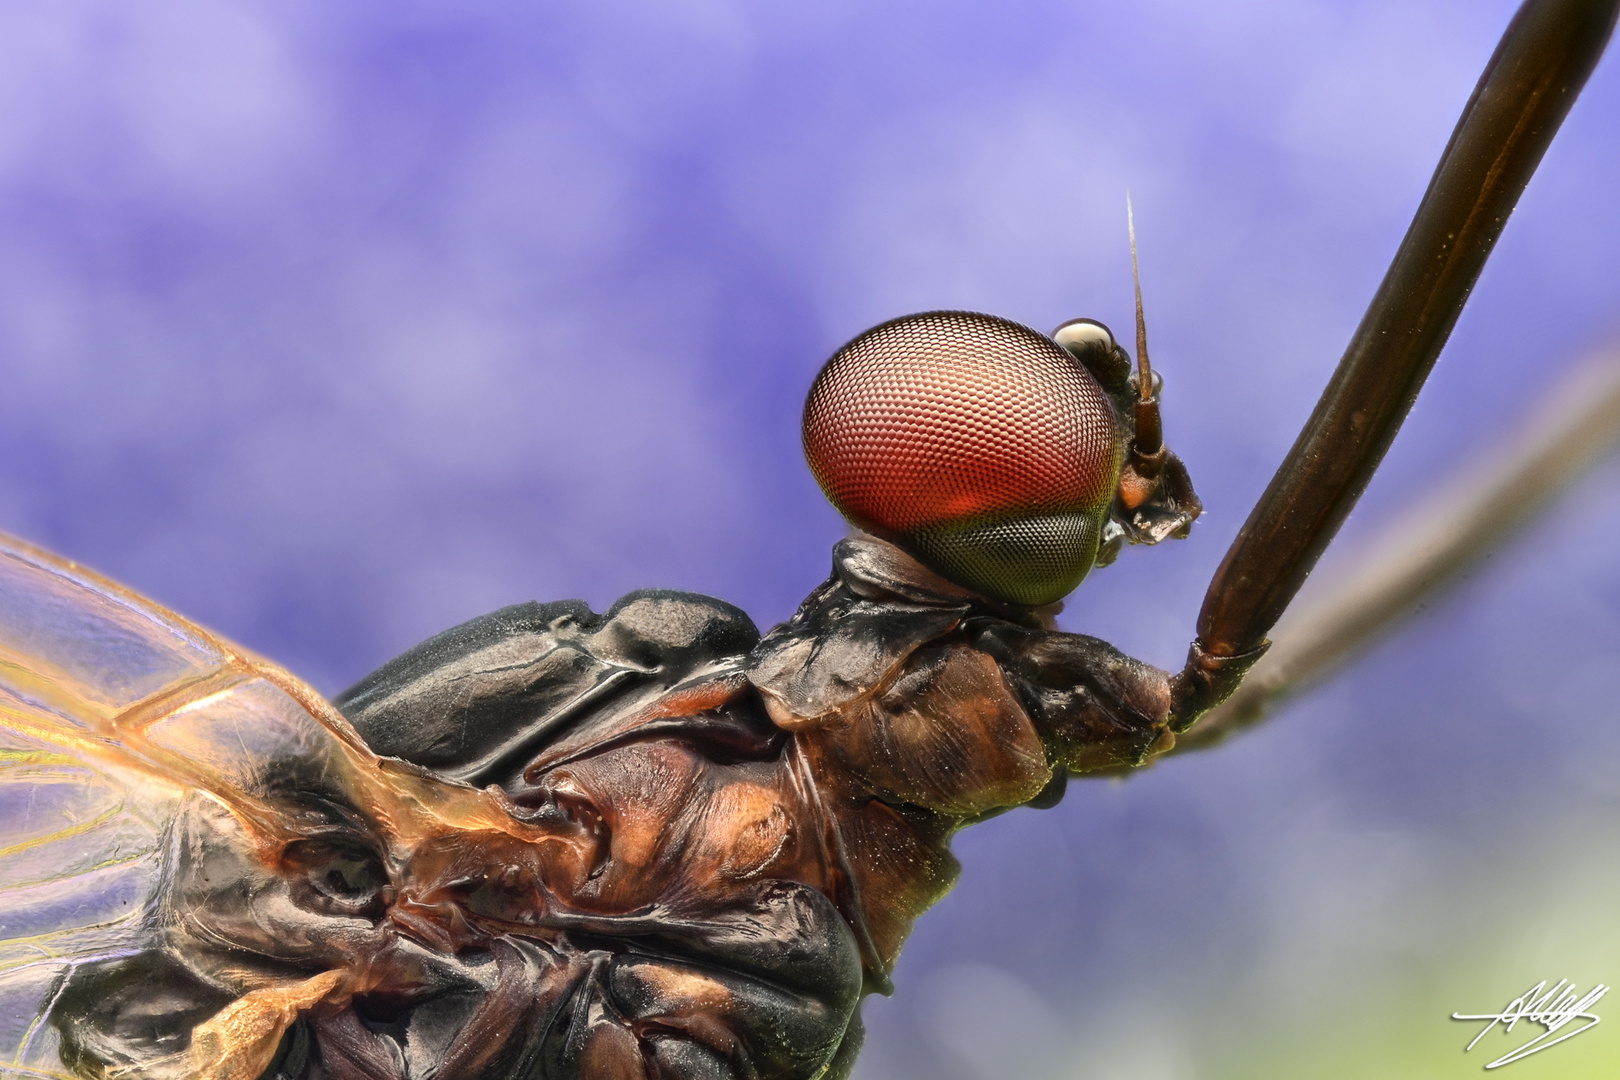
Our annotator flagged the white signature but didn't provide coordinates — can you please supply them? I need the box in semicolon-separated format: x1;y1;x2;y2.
1452;979;1609;1069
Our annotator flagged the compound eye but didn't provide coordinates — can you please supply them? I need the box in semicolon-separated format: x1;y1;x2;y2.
1051;318;1115;358
803;311;1124;607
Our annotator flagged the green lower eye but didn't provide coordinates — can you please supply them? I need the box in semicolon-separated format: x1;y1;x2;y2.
908;512;1104;607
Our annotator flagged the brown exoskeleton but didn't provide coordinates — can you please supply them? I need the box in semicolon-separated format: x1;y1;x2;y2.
3;2;1617;1079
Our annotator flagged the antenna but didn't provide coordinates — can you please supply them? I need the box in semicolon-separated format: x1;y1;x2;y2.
1127;192;1153;403
1126;192;1162;456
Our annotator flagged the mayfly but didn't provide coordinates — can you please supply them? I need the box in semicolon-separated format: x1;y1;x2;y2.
2;2;1619;1079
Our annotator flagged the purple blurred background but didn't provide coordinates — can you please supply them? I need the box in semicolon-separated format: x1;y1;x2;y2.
2;1;1618;1075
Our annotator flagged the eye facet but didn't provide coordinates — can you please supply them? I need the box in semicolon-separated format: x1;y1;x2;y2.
803;310;1123;606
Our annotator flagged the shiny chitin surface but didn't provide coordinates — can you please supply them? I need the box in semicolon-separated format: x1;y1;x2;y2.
0;531;1172;1080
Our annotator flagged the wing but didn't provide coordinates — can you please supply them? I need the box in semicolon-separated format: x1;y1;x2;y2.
0;531;424;1080
0;536;869;1080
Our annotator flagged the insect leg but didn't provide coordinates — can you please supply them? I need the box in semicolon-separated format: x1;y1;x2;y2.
1175;348;1620;750
1170;0;1620;730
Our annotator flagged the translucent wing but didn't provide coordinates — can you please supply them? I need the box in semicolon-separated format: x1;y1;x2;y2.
0;534;846;1080
0;532;473;1080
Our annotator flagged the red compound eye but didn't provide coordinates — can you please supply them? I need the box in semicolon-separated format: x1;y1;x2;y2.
803;310;1123;606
